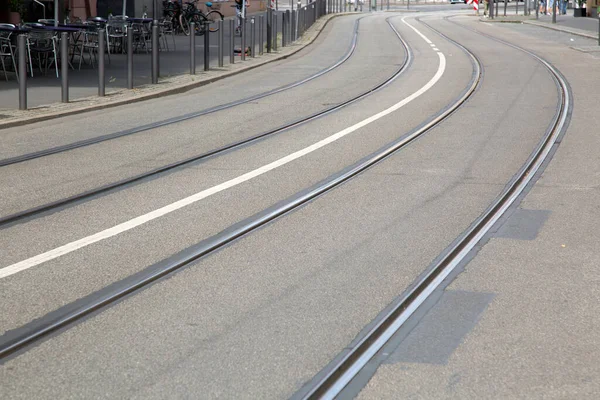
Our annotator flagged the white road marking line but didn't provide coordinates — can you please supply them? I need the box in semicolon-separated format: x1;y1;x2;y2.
433;48;440;51
402;16;433;44
0;18;446;280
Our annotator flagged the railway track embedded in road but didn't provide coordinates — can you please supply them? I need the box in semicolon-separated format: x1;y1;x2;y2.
294;15;572;400
0;17;412;229
0;15;419;359
0;17;366;169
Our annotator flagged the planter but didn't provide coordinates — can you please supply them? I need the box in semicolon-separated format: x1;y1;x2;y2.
573;7;586;17
8;11;21;24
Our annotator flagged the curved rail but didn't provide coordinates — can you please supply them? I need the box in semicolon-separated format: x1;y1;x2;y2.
0;16;416;359
0;17;365;169
0;17;412;229
297;15;570;400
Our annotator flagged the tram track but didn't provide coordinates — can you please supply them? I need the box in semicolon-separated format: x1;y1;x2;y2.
0;16;412;229
0;15;480;360
0;17;367;169
295;15;572;400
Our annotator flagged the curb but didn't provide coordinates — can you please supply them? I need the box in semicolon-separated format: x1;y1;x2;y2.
523;19;597;39
0;12;356;131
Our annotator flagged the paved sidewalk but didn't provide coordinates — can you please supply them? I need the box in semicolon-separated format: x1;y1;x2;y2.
0;15;270;111
0;11;345;128
525;13;599;39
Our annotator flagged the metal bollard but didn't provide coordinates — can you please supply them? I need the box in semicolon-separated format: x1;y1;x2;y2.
251;17;256;57
282;11;287;47
241;17;246;60
152;21;159;84
18;35;27;110
61;32;69;103
218;20;224;67
267;9;272;53
230;18;235;63
292;9;296;42
204;23;210;71
287;9;292;43
504;0;508;16
273;13;278;51
127;30;133;89
190;22;196;74
259;15;264;55
98;29;105;97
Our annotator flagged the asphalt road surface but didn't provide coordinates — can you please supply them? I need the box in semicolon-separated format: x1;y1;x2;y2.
2;6;599;400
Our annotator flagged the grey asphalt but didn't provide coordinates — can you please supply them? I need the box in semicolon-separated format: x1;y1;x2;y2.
1;10;569;399
0;14;362;216
0;12;429;332
359;15;600;399
0;12;299;110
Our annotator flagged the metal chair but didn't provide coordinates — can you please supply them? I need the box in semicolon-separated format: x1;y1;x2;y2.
159;17;176;51
131;22;150;53
77;25;103;69
27;29;59;78
106;15;128;57
0;24;18;81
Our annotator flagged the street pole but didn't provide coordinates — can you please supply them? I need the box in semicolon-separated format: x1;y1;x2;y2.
190;22;196;74
127;29;133;88
204;22;210;70
18;35;27;110
98;29;105;96
61;32;68;103
267;8;272;53
218;20;224;66
552;0;557;23
230;18;235;63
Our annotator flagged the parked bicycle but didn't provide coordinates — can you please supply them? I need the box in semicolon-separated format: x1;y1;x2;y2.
163;0;224;36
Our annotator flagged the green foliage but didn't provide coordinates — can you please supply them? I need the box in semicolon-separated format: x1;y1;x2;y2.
8;0;25;15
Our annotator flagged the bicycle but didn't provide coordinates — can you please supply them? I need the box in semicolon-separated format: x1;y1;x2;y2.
179;0;224;36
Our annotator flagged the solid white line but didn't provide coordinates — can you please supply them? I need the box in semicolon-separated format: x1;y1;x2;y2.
402;16;433;44
0;18;446;280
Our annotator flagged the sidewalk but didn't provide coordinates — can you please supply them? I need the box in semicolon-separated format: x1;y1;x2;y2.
0;10;339;128
0;15;266;111
525;13;599;39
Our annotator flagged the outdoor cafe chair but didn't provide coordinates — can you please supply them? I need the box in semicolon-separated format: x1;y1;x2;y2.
130;22;149;53
27;29;59;78
0;24;18;81
77;24;106;69
106;15;128;56
159;17;176;51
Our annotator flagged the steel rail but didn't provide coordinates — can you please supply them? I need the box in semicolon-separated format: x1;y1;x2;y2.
0;17;366;169
0;17;412;229
297;16;571;400
0;16;416;359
